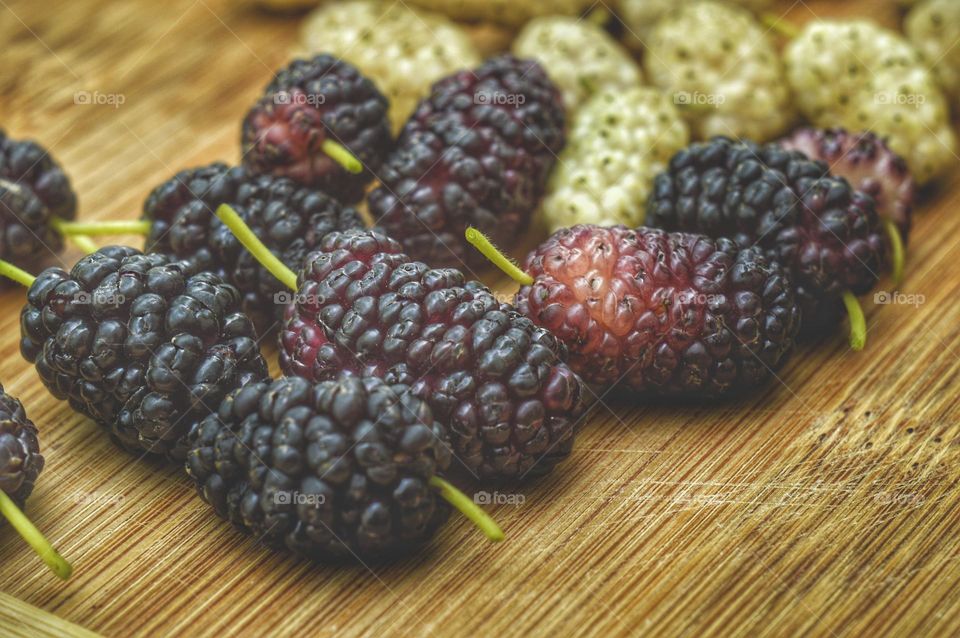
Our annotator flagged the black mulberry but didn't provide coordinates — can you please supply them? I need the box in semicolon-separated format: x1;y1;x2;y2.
369;55;565;269
0;130;77;269
241;54;392;204
17;246;268;459
187;374;462;561
143;163;365;333
646;136;887;342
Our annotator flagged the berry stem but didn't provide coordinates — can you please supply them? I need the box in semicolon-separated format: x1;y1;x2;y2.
0;490;72;580
67;234;98;255
215;204;298;291
761;13;799;39
883;219;905;286
0;260;36;288
465;228;533;286
321;139;363;175
429;476;504;543
842;290;867;351
51;218;152;236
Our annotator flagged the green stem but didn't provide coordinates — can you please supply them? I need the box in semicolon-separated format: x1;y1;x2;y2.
67;234;98;255
761;13;799;39
215;204;298;291
0;260;36;288
0;490;72;580
842;290;867;351
464;227;533;286
429;476;504;543
883;219;905;287
321;139;363;175
51;218;152;236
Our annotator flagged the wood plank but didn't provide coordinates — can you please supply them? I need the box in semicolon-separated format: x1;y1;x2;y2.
1;0;959;636
0;592;101;638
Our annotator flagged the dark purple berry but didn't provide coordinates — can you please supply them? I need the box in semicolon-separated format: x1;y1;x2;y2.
369;55;565;269
186;374;451;561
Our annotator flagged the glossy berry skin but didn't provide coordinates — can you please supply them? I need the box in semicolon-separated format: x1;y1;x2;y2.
241;55;392;204
780;127;915;238
19;247;268;460
0;385;43;508
186;374;452;561
0;130;77;267
143;163;365;333
369;55;565;269
646;137;886;332
515;225;801;398
279;230;585;480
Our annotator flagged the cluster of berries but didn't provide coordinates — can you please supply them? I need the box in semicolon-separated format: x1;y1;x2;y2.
2;0;955;578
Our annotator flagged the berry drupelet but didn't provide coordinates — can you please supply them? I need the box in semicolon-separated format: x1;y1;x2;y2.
368;55;565;270
186;374;482;561
487;225;801;398
0;384;71;579
216;205;585;481
241;54;392;204
0;130;77;267
14;246;268;460
143;163;365;333
646;137;887;346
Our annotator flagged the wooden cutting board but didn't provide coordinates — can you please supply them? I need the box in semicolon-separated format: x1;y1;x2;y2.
2;0;959;636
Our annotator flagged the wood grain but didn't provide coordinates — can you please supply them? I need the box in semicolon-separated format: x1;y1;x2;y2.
2;0;959;636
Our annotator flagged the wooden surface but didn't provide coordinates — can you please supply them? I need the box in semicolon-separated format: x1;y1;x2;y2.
2;0;960;636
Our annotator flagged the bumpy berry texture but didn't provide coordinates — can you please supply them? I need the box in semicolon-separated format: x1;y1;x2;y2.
618;0;773;50
780;128;915;237
541;87;689;232
515;225;800;397
143;163;364;333
513;17;642;114
241;54;392;204
646;137;887;331
404;0;592;26
280;230;585;480
784;19;956;184
19;246;268;459
299;1;480;134
369;55;565;270
906;0;960;102
186;375;452;561
0;385;43;509
0;130;77;267
643;1;792;142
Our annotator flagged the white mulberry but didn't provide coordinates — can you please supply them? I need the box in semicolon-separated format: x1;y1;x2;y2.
784;19;956;183
404;0;593;27
540;87;689;231
299;0;480;133
643;1;792;142
513;16;642;114
906;0;960;103
617;0;773;51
